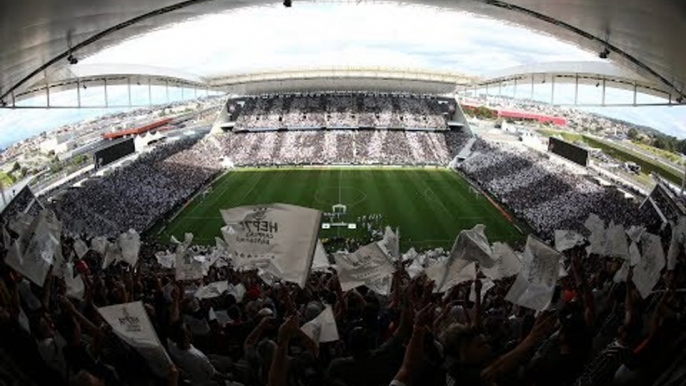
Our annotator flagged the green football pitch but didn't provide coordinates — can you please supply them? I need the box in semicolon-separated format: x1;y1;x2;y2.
156;167;523;250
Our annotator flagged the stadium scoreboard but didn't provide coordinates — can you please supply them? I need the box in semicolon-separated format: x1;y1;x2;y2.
93;138;135;169
548;137;589;167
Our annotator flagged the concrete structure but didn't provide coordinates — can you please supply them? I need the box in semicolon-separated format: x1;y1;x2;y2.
2;1;686;108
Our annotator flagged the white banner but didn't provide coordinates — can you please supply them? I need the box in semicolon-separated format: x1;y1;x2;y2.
312;239;331;272
605;222;629;259
301;305;339;343
194;281;230;299
554;230;585;252
469;279;495;302
505;236;561;311
97;301;172;377
118;229;141;266
633;233;665;298
482;242;522;280
334;242;394;295
221;203;322;288
377;226;400;261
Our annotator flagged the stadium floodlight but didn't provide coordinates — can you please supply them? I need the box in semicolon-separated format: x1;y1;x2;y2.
283;0;292;7
67;54;78;65
599;48;610;59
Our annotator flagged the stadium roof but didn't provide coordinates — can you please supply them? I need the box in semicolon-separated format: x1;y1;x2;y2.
1;0;685;103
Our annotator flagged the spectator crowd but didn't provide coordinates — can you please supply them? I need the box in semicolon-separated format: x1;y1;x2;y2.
233;94;455;131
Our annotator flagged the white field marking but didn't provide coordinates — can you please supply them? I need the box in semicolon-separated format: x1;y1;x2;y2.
313;186;368;209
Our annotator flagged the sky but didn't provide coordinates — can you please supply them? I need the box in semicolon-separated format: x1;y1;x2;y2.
2;2;686;149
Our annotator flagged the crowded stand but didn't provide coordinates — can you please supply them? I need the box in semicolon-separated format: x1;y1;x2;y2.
233;94;453;130
0;200;683;386
215;130;468;167
50;137;223;237
461;139;640;238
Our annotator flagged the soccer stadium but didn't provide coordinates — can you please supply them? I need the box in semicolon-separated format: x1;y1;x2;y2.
0;1;686;386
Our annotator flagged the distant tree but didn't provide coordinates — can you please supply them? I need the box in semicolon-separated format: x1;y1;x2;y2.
11;161;20;173
627;128;638;140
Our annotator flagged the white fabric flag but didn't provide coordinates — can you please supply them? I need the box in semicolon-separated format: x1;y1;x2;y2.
482;242;522;280
605;222;629;259
301;305;339;343
377;226;400;261
402;247;418;262
505;236;561;311
8;212;34;238
221;203;322;288
90;236;108;255
629;242;641;267
334;242;394;295
554;230;585;252
407;253;426;279
626;226;645;243
2;226;11;248
614;261;630;283
449;224;495;268
175;253;204;281
170;235;181;245
232;283;247;303
73;238;89;259
97;301;172;377
4;211;60;287
155;251;175;269
667;217;686;270
312;239;331;272
118;229;141;266
64;263;85;300
585;214;607;255
426;258;476;293
194;281;230;299
633;233;665;298
102;241;121;269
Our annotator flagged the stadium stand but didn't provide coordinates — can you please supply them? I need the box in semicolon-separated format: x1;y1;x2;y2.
231;93;455;130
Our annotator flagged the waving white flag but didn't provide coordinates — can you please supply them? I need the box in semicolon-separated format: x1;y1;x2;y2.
155;251;175;269
482;242;522;280
301;305;339;343
585;214;607;255
605;222;629;259
450;224;495;268
377;226;400;261
554;230;585;252
505;236;561;311
118;229;141;266
90;236;108;255
312;239;331;272
221;203;322;288
4;210;60;287
175;253;204;281
194;281;230;299
334;242;394;295
633;233;665;298
73;238;89;259
98;301;172;377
